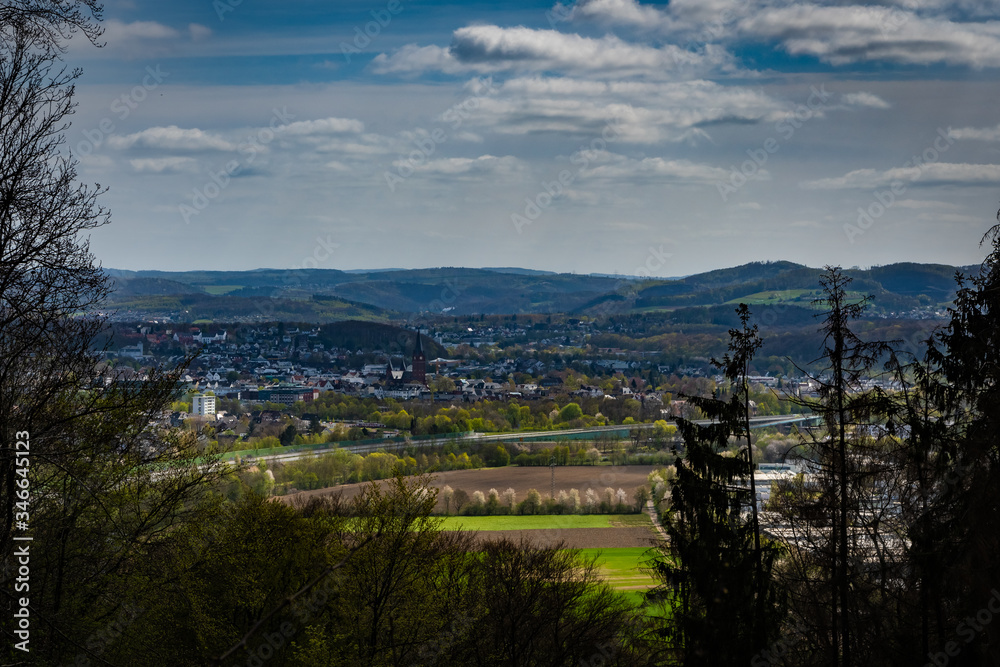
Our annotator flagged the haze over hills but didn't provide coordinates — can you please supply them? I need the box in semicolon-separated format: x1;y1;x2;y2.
102;261;975;322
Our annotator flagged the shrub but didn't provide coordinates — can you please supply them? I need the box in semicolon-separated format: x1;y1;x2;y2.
519;488;542;515
452;489;470;514
468;490;486;515
486;488;501;514
559;402;583;421
441;485;454;514
633;486;649;512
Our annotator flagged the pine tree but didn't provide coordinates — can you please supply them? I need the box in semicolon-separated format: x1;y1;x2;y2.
914;220;1000;664
647;304;784;665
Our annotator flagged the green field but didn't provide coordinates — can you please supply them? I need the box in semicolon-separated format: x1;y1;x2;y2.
200;285;244;295
725;288;870;307
725;289;814;305
579;547;657;589
439;514;651;531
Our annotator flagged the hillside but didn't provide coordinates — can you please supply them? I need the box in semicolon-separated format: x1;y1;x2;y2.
101;261;973;320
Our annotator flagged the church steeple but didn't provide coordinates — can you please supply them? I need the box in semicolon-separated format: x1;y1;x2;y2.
411;329;426;385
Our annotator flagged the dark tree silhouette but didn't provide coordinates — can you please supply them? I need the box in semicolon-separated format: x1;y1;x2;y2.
1;5;223;661
648;303;785;665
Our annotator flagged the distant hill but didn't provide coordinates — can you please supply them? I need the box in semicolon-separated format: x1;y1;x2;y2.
628;261;962;315
108;276;204;296
481;267;557;276
101;261;969;320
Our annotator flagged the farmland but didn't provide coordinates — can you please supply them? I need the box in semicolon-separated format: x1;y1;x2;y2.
282;464;661;512
439;516;662;599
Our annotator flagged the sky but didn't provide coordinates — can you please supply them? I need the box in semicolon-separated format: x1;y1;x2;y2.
65;0;1000;277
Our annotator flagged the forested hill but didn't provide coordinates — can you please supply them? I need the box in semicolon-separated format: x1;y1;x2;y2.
102;261;974;319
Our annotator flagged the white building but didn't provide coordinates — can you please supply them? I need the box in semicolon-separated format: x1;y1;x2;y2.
191;393;216;417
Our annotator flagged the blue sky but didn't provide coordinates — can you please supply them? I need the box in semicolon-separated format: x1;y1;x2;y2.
69;0;1000;276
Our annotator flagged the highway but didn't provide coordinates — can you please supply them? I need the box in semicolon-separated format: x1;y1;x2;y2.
234;414;819;466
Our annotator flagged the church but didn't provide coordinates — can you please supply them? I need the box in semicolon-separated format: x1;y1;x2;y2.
383;330;427;387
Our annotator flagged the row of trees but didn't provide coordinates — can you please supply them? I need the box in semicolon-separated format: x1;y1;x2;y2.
440;485;642;515
651;229;1000;666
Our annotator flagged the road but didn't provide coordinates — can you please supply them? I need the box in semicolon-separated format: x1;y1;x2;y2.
234;414;819;466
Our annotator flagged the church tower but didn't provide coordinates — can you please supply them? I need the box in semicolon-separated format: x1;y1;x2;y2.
411;330;426;385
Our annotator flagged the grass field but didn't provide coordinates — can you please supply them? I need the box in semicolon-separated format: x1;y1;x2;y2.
579;547;657;590
439;514;652;531
725;289;814;305
200;285;243;295
725;288;870;307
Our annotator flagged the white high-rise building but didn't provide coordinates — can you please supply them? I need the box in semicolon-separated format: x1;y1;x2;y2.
191;393;216;416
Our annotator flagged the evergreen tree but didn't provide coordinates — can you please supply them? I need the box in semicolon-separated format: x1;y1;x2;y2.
911;220;1000;665
647;304;784;665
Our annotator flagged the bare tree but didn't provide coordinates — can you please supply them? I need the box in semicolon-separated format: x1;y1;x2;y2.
0;6;224;661
775;267;902;666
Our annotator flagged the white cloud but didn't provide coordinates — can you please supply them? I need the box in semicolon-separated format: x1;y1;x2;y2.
842;92;891;109
314;135;394;156
948;124;1000;141
280;118;366;136
189;23;212;41
371;44;469;75
567;0;670;28
324;160;352;172
129;157;199;174
739;5;1000;68
103;19;179;41
579;154;744;185
396;154;522;176
373;25;733;77
801;163;1000;189
462;77;785;142
90;19;207;59
108;126;237;152
565;0;1000;69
